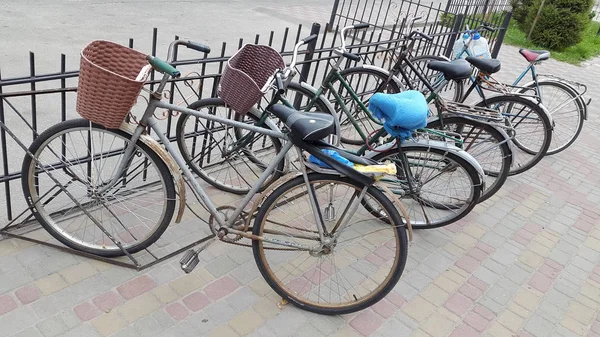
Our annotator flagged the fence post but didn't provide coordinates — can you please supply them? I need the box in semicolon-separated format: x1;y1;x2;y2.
294;23;321;108
445;14;465;58
328;0;340;32
491;11;512;58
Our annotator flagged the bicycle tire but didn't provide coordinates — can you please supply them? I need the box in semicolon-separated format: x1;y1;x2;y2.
427;116;511;203
252;173;407;315
370;143;482;228
21;119;176;257
176;98;285;194
476;95;552;175
518;79;585;155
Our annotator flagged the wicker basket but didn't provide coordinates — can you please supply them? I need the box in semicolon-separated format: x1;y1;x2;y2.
76;40;148;129
218;44;285;115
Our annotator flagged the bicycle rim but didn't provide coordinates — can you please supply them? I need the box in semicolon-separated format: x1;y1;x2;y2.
22;119;175;256
372;145;481;228
477;96;551;175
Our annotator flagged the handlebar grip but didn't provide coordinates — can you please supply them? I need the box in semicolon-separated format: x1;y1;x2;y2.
353;23;370;29
301;34;318;44
275;73;285;95
343;52;361;62
186;41;211;53
419;32;434;41
408;31;433;41
482;25;496;32
146;55;181;78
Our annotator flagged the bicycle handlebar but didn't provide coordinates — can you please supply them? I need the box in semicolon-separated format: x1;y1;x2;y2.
147;40;211;77
339;23;371;51
408;30;433;41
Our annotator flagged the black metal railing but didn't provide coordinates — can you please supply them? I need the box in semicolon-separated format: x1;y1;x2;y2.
1;1;512;226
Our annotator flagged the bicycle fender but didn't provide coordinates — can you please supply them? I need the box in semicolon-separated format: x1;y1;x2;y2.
364;139;486;189
120;123;186;224
490;124;515;167
520;79;588;120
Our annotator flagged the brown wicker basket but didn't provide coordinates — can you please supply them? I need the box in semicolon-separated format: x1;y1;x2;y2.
76;40;148;129
218;44;285;115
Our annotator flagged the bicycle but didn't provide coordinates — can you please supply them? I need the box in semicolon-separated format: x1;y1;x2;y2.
180;26;486;229
286;19;512;203
446;24;588;155
21;39;410;315
328;18;553;179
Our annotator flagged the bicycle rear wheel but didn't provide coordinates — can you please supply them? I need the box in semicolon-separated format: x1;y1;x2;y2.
427;116;512;203
21;119;176;257
476;95;552;175
252;173;407;315
370;143;482;228
176;98;284;194
518;79;585;155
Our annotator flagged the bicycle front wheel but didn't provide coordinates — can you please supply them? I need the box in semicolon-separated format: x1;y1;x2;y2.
371;143;482;228
176;98;284;194
519;79;585;155
252;173;408;315
21;119;176;257
477;95;552;175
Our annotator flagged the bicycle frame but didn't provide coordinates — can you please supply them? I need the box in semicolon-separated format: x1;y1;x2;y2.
96;91;344;251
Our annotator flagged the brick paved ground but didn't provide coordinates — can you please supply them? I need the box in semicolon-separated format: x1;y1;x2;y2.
2;22;600;337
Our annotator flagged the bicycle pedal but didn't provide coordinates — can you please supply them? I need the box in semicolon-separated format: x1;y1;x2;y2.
179;249;200;274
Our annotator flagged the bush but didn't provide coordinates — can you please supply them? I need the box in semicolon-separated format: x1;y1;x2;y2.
510;0;535;25
513;0;594;50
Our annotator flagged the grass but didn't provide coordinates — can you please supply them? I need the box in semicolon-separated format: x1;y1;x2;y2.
503;18;600;65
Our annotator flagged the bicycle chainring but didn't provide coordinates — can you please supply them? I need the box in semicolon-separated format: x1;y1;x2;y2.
208;205;248;243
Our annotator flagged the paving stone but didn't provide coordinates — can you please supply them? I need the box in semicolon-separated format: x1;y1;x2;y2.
265;308;308;337
524;314;555;337
373;318;412;337
204;255;240;278
58;262;98;285
225;287;259;312
205;301;238;326
152;284;179;304
115;292;161;323
401;296;436;323
34;274;67;296
91;311;127;337
60;324;101;337
12;327;44;337
147;263;181;285
169;273;209;297
36;315;68;337
116;275;157;300
133;313;167;337
0;306;39;337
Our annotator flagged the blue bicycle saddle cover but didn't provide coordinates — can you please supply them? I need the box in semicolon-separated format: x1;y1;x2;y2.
369;90;429;140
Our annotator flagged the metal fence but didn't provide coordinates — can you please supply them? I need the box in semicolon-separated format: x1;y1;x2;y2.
328;0;512;60
0;0;512;226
